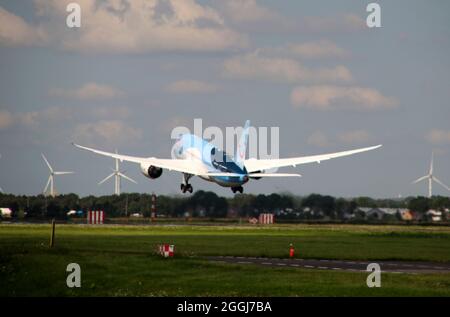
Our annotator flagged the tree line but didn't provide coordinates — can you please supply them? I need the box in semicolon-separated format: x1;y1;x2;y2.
1;191;449;220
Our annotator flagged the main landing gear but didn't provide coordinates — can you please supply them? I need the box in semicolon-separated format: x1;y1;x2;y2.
181;183;193;194
181;173;193;194
231;186;244;194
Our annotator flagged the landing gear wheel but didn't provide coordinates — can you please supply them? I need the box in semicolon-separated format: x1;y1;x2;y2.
231;186;244;194
181;183;193;193
181;173;193;194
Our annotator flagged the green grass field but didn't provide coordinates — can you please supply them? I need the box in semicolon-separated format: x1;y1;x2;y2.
1;223;450;296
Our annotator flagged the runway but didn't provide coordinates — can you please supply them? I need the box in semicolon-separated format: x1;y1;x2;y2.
206;256;450;274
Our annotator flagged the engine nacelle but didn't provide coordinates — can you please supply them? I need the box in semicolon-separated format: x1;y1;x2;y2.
249;171;262;180
140;163;163;179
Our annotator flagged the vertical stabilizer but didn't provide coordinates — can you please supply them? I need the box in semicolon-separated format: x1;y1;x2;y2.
235;120;250;170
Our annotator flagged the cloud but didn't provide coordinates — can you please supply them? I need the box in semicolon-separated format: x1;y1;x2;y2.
223;52;352;83
0;6;47;46
215;2;365;34
426;130;450;145
307;131;329;147
290;85;397;111
72;120;143;146
308;130;372;147
33;0;247;53
0;110;14;129
0;105;138;147
337;130;372;144
1;105;131;130
301;14;366;33
215;0;293;32
49;83;124;100
165;80;219;94
286;40;349;59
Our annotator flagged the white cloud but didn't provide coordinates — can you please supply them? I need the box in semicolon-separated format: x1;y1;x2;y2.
165;80;219;94
308;130;372;147
286;40;349;59
49;83;124;100
33;0;247;53
290;85;397;111
301;14;366;33
307;131;329;147
215;0;293;32
73;120;142;146
223;52;352;83
0;6;47;46
337;130;372;144
426;130;450;145
2;105;131;130
0;105;137;147
215;2;365;35
0;110;14;129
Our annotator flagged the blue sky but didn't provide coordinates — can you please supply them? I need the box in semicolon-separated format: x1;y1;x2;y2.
1;0;450;198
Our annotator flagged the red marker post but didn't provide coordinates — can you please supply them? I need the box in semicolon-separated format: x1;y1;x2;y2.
289;243;295;258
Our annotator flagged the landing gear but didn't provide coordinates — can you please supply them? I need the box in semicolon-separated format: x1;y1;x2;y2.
231;186;244;194
181;173;193;194
181;183;193;193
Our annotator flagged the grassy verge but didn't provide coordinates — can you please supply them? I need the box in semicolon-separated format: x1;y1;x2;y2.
1;224;449;296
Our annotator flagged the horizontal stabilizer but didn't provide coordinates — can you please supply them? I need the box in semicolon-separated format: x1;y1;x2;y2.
207;173;244;177
249;173;301;178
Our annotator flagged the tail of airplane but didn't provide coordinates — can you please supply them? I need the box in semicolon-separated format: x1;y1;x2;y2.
235;120;250;170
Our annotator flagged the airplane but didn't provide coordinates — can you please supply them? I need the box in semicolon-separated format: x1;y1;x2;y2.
73;120;381;194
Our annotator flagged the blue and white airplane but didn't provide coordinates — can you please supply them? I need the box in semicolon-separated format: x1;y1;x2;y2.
73;120;381;194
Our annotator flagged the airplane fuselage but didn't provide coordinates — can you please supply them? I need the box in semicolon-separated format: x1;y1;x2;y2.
172;134;249;188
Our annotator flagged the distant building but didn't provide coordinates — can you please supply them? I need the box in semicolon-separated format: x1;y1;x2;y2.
0;208;12;218
366;208;384;220
426;210;442;222
398;209;414;221
355;207;415;221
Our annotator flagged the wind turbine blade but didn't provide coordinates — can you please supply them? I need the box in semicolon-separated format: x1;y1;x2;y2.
54;171;74;175
0;187;3;193
98;173;115;185
118;173;138;184
412;175;428;184
433;177;450;191
44;176;51;193
41;154;53;173
430;151;434;175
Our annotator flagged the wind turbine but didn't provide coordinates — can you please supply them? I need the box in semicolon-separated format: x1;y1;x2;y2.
42;154;74;197
412;152;450;197
98;152;137;195
0;154;3;193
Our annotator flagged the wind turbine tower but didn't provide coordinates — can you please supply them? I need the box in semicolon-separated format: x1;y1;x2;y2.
99;151;137;195
412;152;450;197
42;154;74;197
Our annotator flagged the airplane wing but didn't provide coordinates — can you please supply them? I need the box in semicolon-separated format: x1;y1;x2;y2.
72;143;211;176
244;145;382;173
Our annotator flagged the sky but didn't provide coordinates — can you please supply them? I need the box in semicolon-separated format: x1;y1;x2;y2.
0;0;450;198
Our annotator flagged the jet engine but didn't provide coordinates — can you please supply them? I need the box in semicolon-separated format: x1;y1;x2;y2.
140;163;163;179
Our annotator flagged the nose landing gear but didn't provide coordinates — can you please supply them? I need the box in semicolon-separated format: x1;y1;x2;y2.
181;173;193;194
231;186;244;194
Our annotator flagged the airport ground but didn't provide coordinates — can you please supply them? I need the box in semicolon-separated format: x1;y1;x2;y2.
1;223;450;296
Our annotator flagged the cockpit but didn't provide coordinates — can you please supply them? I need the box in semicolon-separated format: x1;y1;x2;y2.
211;148;243;173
